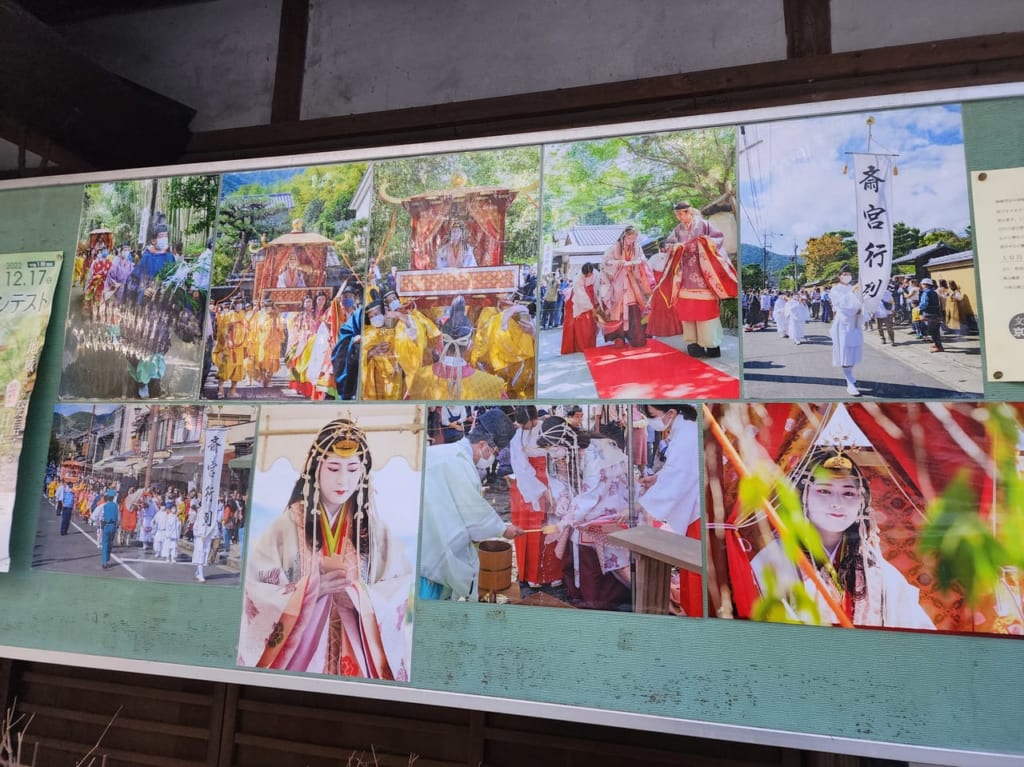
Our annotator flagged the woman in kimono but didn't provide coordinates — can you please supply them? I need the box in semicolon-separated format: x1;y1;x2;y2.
597;226;654;348
238;419;414;680
537;415;632;611
751;446;935;630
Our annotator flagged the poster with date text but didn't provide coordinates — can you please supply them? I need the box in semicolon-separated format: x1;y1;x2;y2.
0;251;63;571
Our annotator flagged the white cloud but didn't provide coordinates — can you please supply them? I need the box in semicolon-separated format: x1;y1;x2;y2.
739;105;969;249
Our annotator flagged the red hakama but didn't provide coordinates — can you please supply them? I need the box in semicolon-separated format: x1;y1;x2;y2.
646;271;682;337
560;295;598;354
509;455;562;584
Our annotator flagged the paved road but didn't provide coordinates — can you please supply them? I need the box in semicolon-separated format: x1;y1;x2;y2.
741;317;984;400
33;495;240;586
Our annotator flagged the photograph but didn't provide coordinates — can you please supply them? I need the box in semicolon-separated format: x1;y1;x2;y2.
419;403;703;615
237;404;422;681
738;106;983;400
38;403;257;584
360;148;541;400
537;128;741;400
207;162;370;400
62;177;217;399
704;401;1024;636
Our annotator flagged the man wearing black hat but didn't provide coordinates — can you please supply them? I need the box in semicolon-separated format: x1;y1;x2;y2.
829;264;864;396
659;201;730;358
419;407;523;600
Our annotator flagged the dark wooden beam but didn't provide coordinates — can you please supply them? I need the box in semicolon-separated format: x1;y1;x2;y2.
784;0;832;57
271;0;310;124
0;0;196;169
16;0;216;25
0;115;94;175
185;31;1024;163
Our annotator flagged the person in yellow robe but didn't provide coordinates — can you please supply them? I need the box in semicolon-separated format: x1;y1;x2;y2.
249;297;287;389
360;292;435;400
405;296;508;401
470;292;536;399
214;297;250;398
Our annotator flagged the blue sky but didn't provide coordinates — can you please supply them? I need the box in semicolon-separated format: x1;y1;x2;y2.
54;404;119;417
738;104;970;252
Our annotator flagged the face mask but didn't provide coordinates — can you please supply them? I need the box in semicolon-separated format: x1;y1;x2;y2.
388;299;401;312
342;297;355;309
647;416;667;431
156;236;169;250
369;314;385;328
839;275;852;284
475;448;495;471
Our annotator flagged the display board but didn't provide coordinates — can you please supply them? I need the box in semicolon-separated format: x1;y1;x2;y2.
0;84;1023;767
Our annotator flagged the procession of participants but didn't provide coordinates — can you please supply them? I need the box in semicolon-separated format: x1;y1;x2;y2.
41;469;246;582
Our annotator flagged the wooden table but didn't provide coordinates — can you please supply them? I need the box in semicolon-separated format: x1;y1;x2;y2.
606;526;702;615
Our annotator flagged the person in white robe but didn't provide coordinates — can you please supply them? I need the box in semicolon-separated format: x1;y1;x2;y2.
828;264;864;396
191;498;217;582
151;502;170;557
786;293;811;344
636;405;699;534
773;294;790;337
419;408;522;600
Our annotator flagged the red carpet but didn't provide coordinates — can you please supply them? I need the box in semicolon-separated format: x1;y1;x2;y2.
583;339;739;400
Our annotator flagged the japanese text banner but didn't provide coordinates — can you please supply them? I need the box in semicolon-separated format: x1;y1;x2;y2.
0;252;63;572
854;155;893;315
202;426;228;527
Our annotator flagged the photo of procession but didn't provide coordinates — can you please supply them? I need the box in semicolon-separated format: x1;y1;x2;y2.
207;162;369;400
37;403;257;584
704;401;1024;636
237;404;422;681
62;177;217;399
419;404;702;616
738;106;984;400
359;148;541;400
537;128;741;400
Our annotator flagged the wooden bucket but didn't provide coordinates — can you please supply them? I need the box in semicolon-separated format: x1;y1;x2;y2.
477;539;513;592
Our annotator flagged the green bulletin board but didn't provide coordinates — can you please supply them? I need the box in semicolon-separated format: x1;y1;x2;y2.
0;87;1022;767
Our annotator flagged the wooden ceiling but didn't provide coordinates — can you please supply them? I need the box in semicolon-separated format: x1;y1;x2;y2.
2;0;1024;178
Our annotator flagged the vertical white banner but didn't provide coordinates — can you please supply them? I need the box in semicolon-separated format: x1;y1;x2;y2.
853;154;893;315
201;426;227;530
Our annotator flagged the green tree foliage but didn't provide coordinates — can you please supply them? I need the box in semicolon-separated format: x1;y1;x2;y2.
214;198;290;286
214;163;368;286
371;148;541;269
920;404;1024;607
543;128;735;239
801;232;851;282
921;228;972;252
892;221;922;259
741;263;765;290
166;175;220;245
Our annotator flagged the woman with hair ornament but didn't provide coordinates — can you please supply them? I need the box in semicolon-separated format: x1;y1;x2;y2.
751;446;935;630
238;418;414;679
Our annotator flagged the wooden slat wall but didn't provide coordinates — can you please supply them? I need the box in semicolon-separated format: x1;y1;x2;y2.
1;660;870;767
